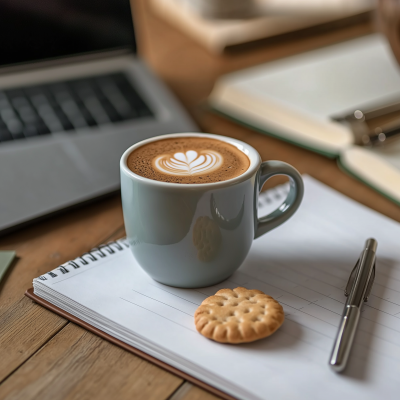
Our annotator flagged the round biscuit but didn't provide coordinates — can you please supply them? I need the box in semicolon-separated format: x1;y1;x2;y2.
194;287;284;343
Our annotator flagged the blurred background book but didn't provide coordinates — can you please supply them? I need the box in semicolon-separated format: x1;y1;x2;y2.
208;32;400;206
151;0;374;53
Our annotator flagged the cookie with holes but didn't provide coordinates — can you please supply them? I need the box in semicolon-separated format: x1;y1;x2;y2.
194;287;284;343
192;216;222;262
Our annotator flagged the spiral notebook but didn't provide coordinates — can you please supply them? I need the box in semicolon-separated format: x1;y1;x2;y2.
27;176;400;400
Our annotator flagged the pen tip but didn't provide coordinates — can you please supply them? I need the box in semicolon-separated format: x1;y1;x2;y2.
365;238;378;252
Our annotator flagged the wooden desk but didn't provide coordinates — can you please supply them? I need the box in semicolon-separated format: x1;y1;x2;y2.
1;2;400;399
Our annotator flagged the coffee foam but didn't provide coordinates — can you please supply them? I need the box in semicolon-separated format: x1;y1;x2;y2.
154;149;223;176
128;137;250;184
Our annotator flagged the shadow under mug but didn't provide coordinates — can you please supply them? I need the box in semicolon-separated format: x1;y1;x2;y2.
120;133;304;288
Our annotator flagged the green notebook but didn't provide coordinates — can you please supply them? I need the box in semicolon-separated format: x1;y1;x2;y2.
209;33;400;206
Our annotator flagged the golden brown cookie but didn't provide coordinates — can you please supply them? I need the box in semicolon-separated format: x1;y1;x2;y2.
194;287;284;343
192;216;222;262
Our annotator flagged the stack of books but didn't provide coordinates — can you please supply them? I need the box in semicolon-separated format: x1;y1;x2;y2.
150;0;373;53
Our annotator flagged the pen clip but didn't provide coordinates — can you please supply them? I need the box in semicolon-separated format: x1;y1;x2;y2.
344;258;360;297
364;262;376;302
344;257;376;300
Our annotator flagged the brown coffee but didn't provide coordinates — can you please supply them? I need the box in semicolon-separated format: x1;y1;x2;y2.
128;137;250;184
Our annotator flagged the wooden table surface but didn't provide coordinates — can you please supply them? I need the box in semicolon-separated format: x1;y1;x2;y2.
1;2;400;399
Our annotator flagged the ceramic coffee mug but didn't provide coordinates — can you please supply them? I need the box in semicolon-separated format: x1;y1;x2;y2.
120;133;303;288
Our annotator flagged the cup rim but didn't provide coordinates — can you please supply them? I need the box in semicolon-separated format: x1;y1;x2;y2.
120;132;261;189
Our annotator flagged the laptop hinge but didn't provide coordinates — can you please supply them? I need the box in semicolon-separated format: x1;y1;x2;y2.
0;48;134;77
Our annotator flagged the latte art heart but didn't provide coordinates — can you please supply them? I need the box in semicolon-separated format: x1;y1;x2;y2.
154;150;223;176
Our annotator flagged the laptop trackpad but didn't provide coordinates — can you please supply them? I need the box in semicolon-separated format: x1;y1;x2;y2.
0;139;116;230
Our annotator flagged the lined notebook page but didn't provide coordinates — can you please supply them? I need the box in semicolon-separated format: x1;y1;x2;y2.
34;176;400;400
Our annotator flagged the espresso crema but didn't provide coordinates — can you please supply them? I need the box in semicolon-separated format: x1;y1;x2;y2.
128;137;250;184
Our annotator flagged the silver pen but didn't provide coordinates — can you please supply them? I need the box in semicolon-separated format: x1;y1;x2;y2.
329;238;377;372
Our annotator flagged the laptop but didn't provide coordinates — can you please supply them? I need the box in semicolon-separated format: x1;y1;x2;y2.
0;0;197;234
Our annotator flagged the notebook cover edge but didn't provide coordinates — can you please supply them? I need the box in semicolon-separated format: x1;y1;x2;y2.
24;288;236;400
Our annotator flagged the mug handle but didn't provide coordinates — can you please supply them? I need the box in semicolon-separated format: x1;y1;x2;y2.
255;161;304;239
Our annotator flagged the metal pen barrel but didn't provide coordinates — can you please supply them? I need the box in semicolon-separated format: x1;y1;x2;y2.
329;306;360;372
329;238;377;372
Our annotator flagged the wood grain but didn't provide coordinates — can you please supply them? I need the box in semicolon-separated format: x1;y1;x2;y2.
0;221;127;386
0;196;124;317
0;297;67;384
0;323;183;400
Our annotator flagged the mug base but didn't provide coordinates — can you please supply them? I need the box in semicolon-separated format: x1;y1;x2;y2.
152;274;233;289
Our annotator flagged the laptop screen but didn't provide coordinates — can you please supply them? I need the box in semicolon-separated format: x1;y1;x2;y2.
0;0;136;68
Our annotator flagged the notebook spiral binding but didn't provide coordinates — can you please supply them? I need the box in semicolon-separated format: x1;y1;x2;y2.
258;182;290;206
37;238;130;281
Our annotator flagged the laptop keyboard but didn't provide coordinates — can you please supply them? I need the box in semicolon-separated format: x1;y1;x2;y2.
0;73;153;143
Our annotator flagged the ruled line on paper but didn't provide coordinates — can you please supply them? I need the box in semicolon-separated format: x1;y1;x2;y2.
120;297;197;333
124;285;400;367
130;288;195;316
133;272;400;361
248;260;400;316
270;208;400;286
236;270;400;348
265;243;400;305
147;283;203;306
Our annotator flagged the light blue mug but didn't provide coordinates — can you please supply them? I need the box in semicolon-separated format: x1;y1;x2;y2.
120;133;303;288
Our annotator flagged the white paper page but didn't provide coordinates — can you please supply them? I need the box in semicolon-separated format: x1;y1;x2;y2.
34;176;400;400
224;34;400;122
